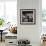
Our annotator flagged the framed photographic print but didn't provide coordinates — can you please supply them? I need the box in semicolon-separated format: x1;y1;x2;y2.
20;9;36;25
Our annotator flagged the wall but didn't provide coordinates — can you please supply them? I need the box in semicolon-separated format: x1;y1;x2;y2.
17;0;42;46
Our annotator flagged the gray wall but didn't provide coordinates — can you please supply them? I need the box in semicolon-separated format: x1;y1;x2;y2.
17;0;42;46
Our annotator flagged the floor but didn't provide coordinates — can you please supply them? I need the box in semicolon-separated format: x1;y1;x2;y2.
0;41;5;46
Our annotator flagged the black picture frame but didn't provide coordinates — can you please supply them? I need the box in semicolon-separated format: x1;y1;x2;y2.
20;9;36;25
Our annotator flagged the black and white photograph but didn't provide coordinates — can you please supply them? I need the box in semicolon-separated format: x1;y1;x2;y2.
20;9;36;25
